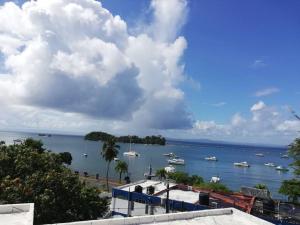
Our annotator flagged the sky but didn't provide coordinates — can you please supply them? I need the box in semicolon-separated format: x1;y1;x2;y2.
0;0;299;145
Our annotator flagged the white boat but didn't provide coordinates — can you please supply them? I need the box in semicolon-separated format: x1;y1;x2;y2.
264;162;276;167
168;158;185;165
210;176;221;183
255;153;264;157
114;157;120;161
123;151;140;157
276;166;289;171
164;165;176;173
163;152;176;157
83;153;88;157
205;156;218;161
281;154;289;159
234;161;250;167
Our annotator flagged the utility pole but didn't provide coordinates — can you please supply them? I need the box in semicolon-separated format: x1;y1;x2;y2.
166;182;169;213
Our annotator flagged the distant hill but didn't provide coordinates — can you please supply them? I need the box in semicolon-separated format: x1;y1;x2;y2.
85;131;166;145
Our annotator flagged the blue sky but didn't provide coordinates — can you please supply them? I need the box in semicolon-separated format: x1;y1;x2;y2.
0;0;299;144
102;0;300;123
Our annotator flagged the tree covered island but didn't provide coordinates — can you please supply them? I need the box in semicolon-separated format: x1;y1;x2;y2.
85;131;166;145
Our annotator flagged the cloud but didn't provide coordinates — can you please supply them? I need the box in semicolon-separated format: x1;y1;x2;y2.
254;87;280;97
251;59;267;69
0;0;192;130
191;101;300;145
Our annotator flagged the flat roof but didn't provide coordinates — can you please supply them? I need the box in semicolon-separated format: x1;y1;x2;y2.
158;189;200;203
50;208;273;225
0;203;34;225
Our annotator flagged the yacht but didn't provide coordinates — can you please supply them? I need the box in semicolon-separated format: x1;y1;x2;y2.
210;176;221;183
114;157;119;161
164;165;176;173
168;158;185;165
205;156;218;161
123;151;140;157
276;166;289;171
281;154;289;159
163;152;176;157
234;161;250;167
255;153;264;157
264;162;276;167
83;153;88;157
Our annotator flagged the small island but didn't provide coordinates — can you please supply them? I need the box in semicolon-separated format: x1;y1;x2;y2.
85;131;166;145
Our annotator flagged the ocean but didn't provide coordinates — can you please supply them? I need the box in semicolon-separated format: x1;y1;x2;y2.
0;131;294;199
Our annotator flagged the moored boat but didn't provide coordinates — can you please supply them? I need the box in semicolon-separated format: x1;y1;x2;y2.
164;165;176;173
205;156;218;161
123;151;140;157
163;152;176;157
275;166;289;171
255;153;264;157
264;162;276;167
234;161;250;167
168;158;185;165
210;176;221;183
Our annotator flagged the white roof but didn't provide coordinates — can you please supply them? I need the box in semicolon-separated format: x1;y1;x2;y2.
50;208;273;225
0;203;34;225
158;189;200;203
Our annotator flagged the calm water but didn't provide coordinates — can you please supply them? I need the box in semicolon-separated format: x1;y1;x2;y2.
0;131;294;199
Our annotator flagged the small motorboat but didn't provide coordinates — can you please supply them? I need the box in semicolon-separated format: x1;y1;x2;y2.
83;153;88;157
168;158;185;165
205;156;218;161
164;165;176;173
123;151;140;157
264;162;276;167
234;161;250;167
114;157;119;161
281;154;289;159
276;166;289;172
210;176;221;183
255;153;264;157
163;152;176;157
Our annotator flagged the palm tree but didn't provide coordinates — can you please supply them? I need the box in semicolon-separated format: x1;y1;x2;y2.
101;138;119;191
115;161;128;183
156;168;166;180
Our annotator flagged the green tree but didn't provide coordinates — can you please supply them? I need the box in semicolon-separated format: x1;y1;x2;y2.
59;152;73;165
101;139;119;191
168;172;204;185
0;140;108;225
156;168;167;180
254;183;268;190
0;140;5;146
24;138;45;153
115;161;128;183
279;138;300;203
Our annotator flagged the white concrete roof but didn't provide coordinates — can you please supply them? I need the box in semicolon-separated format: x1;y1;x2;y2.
0;203;34;225
120;180;176;194
158;189;200;203
49;208;273;225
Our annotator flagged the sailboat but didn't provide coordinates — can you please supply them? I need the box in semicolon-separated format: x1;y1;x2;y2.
123;137;140;157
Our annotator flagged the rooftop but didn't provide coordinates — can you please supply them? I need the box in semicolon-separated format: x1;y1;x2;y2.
0;203;34;225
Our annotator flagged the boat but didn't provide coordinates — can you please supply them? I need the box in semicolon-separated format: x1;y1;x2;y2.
164;165;176;173
168;158;185;165
210;176;221;183
205;156;218;161
255;153;264;157
83;153;88;157
264;162;276;167
114;157;119;161
163;152;176;157
281;154;289;159
276;166;289;171
123;151;140;157
234;161;250;167
123;137;140;157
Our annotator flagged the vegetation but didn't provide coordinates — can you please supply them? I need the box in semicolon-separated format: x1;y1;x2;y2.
156;168;167;180
168;171;204;186
85;131;166;145
0;139;108;225
195;182;231;193
101;138;120;190
59;152;73;165
254;183;268;190
115;161;128;183
279;138;300;203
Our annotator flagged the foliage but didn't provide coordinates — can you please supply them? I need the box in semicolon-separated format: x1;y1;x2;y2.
168;172;204;186
101;138;120;190
59;152;73;165
155;168;167;180
85;131;166;145
115;161;128;183
195;182;232;193
0;140;5;145
254;183;268;190
279;179;300;203
0;139;108;225
288;138;300;176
